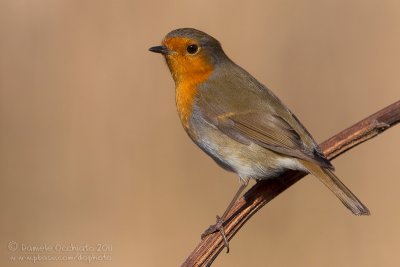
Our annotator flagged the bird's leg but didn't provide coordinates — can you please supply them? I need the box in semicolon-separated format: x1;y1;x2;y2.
201;179;249;253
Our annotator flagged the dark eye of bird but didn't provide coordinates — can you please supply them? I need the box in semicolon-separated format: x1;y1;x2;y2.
186;44;199;54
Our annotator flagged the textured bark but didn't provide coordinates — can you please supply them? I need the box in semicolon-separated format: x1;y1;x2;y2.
182;100;400;267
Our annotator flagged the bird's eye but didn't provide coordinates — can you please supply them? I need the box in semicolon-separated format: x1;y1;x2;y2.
186;44;199;54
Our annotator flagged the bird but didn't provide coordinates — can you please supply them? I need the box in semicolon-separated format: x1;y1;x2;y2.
149;28;369;252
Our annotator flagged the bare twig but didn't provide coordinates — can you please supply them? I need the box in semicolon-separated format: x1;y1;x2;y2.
182;100;400;267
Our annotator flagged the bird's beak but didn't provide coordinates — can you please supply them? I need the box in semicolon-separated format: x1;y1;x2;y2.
149;45;170;55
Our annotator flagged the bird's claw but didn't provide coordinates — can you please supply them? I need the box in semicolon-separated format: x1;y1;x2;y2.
201;215;230;253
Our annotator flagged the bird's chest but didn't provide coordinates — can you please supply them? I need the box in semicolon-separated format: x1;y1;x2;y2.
175;83;197;130
174;63;213;130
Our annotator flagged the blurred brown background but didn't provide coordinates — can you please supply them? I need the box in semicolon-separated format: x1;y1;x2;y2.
0;1;399;266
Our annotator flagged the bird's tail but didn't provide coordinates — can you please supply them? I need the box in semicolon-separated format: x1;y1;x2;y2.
300;160;370;216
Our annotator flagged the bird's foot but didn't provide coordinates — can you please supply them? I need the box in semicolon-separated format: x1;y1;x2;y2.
201;215;230;253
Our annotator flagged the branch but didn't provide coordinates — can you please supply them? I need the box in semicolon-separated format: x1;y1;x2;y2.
182;100;400;267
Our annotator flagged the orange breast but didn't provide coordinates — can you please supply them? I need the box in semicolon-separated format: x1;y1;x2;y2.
173;57;213;129
176;82;196;129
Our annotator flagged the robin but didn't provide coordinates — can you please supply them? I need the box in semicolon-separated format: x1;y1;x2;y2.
149;28;369;252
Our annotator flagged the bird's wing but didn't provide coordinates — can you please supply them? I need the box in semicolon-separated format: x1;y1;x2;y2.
196;69;333;169
214;110;332;169
197;64;334;170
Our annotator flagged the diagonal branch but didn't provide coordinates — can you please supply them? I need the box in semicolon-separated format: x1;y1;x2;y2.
182;100;400;267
